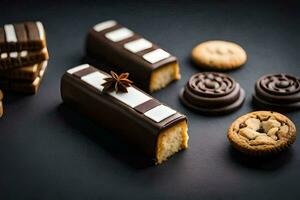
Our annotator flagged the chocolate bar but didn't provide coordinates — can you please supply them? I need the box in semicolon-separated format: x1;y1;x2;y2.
61;64;188;164
0;61;45;81
86;20;181;92
0;21;46;52
0;48;48;70
0;61;48;94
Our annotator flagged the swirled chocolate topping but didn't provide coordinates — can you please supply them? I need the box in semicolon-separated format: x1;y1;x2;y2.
254;73;300;109
180;72;245;114
187;72;236;97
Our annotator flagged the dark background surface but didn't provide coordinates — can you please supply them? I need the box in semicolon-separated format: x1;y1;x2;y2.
0;0;299;199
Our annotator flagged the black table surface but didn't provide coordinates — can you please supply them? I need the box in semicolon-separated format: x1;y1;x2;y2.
0;0;299;199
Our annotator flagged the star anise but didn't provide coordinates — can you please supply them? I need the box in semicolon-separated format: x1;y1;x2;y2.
101;71;133;94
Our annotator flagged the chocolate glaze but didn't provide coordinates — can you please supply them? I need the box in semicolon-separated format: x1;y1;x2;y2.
253;73;300;109
85;21;178;92
61;66;186;161
134;99;160;114
14;24;28;44
180;72;245;114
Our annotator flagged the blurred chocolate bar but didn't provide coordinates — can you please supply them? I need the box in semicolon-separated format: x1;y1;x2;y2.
0;21;46;52
0;61;47;94
0;61;45;81
0;21;49;94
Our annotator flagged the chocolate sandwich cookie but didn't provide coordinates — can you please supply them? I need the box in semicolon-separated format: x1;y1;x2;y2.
61;64;189;164
0;62;44;81
86;20;180;92
228;111;297;155
0;61;48;94
0;48;48;70
0;21;46;52
253;74;300;109
180;72;245;114
0;89;3;117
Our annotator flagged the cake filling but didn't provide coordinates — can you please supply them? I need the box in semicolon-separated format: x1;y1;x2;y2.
156;120;188;164
150;62;180;92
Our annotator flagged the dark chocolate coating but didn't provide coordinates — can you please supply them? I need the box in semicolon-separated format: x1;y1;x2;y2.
14;23;28;44
180;72;245;114
61;67;186;161
134;99;160;113
253;73;300;109
85;22;177;92
253;94;300;109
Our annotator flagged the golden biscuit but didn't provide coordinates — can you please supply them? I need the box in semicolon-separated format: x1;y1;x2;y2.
192;40;247;70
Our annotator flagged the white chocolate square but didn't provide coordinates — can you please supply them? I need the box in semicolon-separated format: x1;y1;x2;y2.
124;38;152;53
144;105;176;122
110;87;151;108
36;21;45;40
4;24;17;43
1;53;8;59
20;50;28;57
93;20;117;32
67;64;90;74
81;71;107;91
105;28;134;42
142;49;170;64
9;52;18;58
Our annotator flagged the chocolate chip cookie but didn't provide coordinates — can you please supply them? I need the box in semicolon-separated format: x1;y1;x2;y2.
228;111;296;155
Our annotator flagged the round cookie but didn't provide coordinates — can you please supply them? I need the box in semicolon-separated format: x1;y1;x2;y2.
228;111;296;155
253;73;300;109
191;40;247;70
179;72;245;114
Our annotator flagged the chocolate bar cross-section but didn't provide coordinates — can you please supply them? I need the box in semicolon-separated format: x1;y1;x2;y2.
61;64;189;164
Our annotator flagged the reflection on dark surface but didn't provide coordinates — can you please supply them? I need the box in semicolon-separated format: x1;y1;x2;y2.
228;146;293;171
